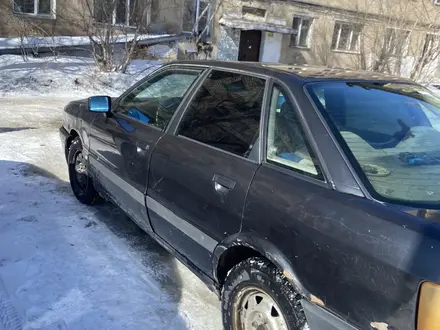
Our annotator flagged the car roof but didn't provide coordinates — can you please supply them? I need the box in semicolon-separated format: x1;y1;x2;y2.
171;60;415;84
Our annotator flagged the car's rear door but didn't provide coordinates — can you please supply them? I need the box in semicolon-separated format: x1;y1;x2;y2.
147;69;268;274
88;66;205;230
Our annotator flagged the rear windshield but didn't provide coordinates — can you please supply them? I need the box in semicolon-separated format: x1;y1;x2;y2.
307;81;440;205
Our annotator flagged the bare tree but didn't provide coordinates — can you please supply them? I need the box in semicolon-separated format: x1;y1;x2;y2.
410;33;440;82
310;0;440;81
406;1;440;82
0;0;58;60
336;0;417;74
372;0;440;82
57;0;180;73
313;15;336;67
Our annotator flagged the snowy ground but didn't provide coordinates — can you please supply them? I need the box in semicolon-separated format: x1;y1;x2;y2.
0;55;222;330
0;55;162;98
0;98;222;330
0;35;175;50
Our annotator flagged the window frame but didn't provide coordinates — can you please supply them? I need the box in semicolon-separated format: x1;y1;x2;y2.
94;0;139;27
384;27;411;57
111;64;208;131
242;6;266;18
13;0;56;18
290;15;313;49
170;67;270;163
331;21;362;53
261;79;327;184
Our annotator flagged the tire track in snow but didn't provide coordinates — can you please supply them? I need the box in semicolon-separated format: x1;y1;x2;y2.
0;275;21;330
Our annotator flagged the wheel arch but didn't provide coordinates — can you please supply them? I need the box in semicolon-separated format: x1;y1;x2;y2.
213;231;309;297
65;129;80;160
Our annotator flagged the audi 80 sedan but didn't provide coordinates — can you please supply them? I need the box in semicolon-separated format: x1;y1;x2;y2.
59;60;440;330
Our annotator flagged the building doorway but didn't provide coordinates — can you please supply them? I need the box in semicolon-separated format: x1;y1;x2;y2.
238;30;262;62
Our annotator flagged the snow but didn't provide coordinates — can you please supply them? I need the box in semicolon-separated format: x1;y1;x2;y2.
0;55;162;98
147;44;178;59
0;54;222;329
0;34;174;50
428;84;440;97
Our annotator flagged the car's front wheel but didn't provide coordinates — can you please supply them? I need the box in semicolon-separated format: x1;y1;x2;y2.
222;257;307;330
68;137;102;205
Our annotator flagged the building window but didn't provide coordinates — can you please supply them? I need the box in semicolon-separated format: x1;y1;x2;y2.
331;22;362;52
290;16;313;48
94;0;136;27
13;0;54;16
242;6;266;18
384;28;410;56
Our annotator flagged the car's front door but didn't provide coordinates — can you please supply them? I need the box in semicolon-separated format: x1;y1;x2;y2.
147;69;268;274
89;66;205;230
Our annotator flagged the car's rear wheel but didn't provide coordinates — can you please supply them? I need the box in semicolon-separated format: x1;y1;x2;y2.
222;257;307;330
68;137;102;205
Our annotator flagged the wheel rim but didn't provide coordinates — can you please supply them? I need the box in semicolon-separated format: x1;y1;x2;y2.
232;286;289;330
73;151;87;191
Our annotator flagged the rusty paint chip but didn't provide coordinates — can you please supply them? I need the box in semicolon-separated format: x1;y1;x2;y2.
370;322;389;330
283;269;294;281
310;294;325;307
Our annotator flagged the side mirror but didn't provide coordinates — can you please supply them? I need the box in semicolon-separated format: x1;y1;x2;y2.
88;96;111;113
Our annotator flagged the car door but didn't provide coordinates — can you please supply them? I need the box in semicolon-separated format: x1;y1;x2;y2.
243;83;346;320
147;69;268;274
88;66;205;231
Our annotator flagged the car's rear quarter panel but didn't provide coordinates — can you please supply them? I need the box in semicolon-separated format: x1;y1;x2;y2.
244;161;440;330
241;76;440;330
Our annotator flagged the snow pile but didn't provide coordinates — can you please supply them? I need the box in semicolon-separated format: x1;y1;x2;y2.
0;55;162;98
0;34;174;50
0;98;222;329
147;44;178;60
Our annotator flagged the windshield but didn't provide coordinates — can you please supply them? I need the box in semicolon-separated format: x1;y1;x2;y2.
307;81;440;205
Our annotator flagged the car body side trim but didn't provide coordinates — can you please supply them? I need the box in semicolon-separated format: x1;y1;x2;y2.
146;196;218;253
90;157;219;253
301;299;360;330
89;156;145;205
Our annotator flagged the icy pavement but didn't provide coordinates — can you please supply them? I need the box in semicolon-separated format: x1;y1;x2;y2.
0;98;222;330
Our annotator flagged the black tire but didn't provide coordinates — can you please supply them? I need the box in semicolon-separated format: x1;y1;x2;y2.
222;257;307;330
68;137;102;205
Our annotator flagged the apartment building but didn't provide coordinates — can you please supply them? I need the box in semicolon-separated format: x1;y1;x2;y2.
203;0;440;80
0;0;184;37
3;0;440;80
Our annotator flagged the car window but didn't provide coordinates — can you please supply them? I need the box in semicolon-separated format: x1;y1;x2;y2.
267;85;322;178
116;68;203;130
307;81;440;204
177;70;266;158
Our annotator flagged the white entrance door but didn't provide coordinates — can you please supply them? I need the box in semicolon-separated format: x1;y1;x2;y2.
259;32;282;62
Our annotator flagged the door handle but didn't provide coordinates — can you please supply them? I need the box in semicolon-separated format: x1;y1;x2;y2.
212;174;236;195
136;141;150;152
